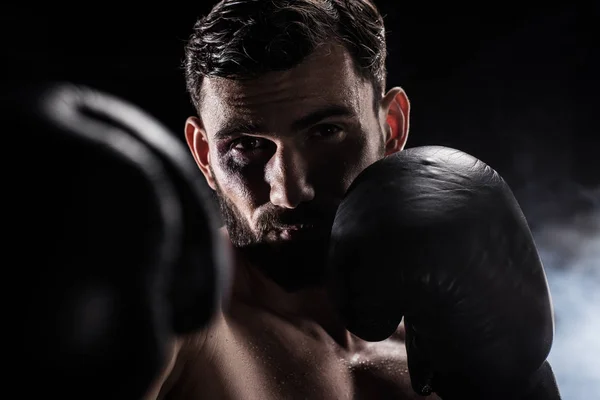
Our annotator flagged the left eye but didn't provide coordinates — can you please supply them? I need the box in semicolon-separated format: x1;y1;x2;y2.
311;124;343;138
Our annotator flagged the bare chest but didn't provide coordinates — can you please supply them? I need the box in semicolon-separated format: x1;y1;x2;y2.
166;312;435;400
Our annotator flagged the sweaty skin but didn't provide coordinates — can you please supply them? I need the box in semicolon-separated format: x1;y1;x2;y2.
155;233;440;400
146;44;440;400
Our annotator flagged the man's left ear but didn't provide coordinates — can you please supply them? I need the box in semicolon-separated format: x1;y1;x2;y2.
381;87;410;156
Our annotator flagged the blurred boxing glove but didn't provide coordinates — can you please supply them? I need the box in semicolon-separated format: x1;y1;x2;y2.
6;83;230;399
327;146;561;399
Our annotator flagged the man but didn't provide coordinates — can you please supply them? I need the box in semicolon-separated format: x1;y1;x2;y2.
147;0;419;399
146;1;559;399
7;0;559;397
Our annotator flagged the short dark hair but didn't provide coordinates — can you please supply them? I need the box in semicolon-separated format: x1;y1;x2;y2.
184;0;387;112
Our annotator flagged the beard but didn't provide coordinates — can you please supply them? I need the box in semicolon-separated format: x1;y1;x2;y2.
211;179;337;293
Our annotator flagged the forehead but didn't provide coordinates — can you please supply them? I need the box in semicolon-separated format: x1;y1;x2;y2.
199;44;375;132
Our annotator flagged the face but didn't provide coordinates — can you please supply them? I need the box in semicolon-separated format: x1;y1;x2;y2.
186;43;410;291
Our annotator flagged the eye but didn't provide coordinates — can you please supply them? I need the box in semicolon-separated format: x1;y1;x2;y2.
310;124;344;140
231;137;268;152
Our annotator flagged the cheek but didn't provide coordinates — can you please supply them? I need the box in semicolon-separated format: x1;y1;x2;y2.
326;133;382;193
212;150;267;213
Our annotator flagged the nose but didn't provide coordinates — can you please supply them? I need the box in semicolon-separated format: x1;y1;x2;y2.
266;147;315;209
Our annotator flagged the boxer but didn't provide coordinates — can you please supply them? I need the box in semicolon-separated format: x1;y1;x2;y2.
10;0;562;399
9;82;560;399
150;1;561;399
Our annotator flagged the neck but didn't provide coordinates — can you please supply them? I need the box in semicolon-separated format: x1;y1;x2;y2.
230;254;351;348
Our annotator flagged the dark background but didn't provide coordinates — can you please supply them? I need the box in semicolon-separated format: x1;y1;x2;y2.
4;2;599;398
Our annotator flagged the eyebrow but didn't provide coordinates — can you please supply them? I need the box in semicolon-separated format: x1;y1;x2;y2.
291;104;355;132
212;104;355;141
213;120;264;141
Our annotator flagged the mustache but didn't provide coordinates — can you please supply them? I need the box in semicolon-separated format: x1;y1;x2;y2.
256;203;338;232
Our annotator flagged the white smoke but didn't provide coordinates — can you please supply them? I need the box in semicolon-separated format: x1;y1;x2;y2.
531;198;600;399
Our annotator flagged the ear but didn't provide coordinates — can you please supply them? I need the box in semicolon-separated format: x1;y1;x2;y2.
381;87;410;156
185;116;217;190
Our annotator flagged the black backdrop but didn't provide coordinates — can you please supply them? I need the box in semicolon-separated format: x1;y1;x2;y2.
4;2;599;398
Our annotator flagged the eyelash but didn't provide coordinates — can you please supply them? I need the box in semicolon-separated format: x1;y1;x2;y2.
230;137;267;152
312;124;343;138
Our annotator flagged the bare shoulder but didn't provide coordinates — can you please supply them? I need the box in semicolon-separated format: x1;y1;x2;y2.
141;337;186;400
143;309;227;400
157;311;230;398
350;320;441;399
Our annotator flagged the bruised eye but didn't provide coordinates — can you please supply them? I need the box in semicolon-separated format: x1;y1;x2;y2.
231;137;268;152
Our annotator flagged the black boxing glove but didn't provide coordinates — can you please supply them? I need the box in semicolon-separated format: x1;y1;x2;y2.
327;146;559;399
7;83;230;399
524;360;562;399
